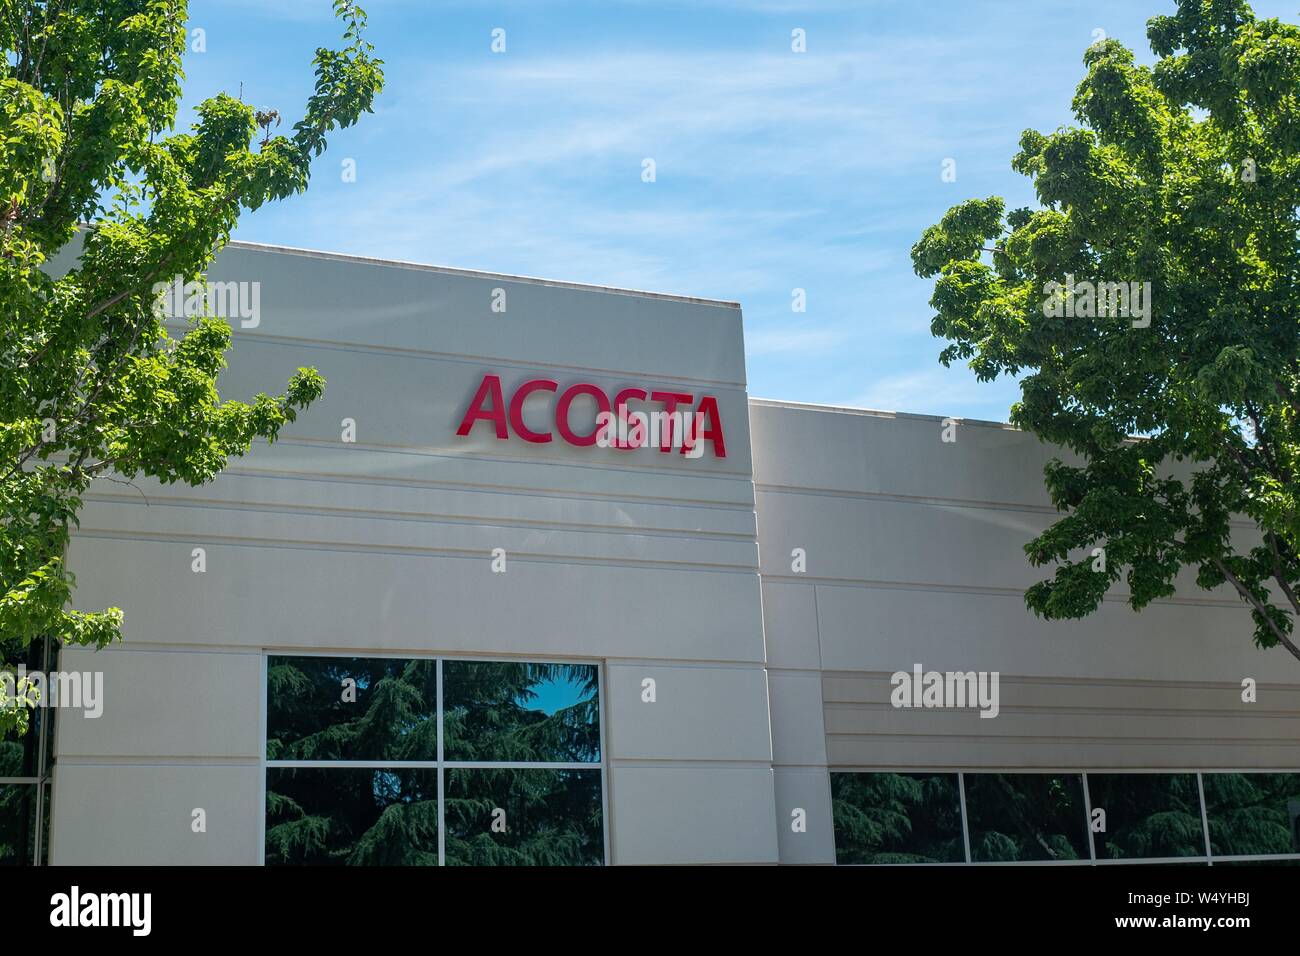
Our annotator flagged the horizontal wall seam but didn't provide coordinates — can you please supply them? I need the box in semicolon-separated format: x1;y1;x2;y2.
752;482;1257;530
755;484;1064;515
604;659;769;669
765;574;1248;609
820;670;1300;690
66;644;766;665
825;732;1300;746
225;438;756;482
69;528;763;573
81;492;758;542
823;701;1300;718
145;465;761;512
826;764;1300;773
60;643;260;655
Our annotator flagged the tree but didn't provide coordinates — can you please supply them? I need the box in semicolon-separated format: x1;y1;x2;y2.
0;0;384;734
911;0;1300;662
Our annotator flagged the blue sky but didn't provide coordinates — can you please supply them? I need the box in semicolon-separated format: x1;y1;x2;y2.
184;0;1297;422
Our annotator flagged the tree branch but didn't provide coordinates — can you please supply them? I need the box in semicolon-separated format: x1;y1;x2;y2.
1211;556;1300;663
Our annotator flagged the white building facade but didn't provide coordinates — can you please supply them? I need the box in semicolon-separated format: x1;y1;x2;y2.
25;242;1300;866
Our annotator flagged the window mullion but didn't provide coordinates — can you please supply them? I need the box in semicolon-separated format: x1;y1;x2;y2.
436;657;445;868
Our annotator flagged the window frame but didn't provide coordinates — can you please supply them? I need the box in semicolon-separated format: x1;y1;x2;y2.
830;768;1300;866
259;650;609;866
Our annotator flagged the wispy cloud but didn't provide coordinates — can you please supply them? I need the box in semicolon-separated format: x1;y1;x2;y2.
850;367;1020;420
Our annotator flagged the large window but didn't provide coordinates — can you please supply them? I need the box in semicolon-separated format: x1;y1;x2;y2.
832;771;1300;865
1;636;55;866
965;773;1090;862
1086;773;1204;860
1203;772;1300;860
831;772;964;864
265;655;604;866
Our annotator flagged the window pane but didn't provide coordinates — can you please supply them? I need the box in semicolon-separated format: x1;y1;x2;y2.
0;638;55;779
443;768;603;865
0;785;35;866
266;656;437;761
1204;773;1300;858
831;772;965;864
1086;773;1205;859
265;768;439;865
0;726;36;779
965;773;1089;862
443;661;600;763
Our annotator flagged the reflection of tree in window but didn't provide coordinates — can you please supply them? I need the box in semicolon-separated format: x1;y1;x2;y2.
264;657;602;866
442;661;599;763
266;768;439;865
1087;774;1204;859
443;769;602;866
965;774;1089;862
442;662;601;865
1203;773;1300;857
0;638;50;866
266;656;438;762
0;783;34;866
831;772;964;864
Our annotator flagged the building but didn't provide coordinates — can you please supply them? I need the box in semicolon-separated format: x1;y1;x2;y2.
12;241;1300;865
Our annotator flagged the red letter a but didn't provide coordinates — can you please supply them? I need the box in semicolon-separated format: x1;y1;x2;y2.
456;374;509;439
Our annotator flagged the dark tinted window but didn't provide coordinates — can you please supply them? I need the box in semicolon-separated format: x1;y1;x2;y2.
265;768;439;865
443;768;602;866
1086;773;1205;859
965;773;1090;862
1203;773;1300;858
266;656;437;761
831;772;965;864
443;661;599;763
265;656;604;866
0;785;35;866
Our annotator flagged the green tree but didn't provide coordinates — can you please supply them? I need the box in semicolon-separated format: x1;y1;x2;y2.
911;0;1300;662
0;0;384;733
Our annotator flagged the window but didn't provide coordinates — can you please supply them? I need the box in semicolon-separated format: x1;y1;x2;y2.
0;636;55;866
831;772;965;864
264;655;604;866
832;770;1300;865
1086;773;1204;860
964;773;1089;862
1203;772;1300;859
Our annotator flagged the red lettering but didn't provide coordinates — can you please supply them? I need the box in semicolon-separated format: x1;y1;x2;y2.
509;379;557;443
456;374;508;440
650;391;693;453
556;383;611;447
612;387;648;450
687;394;727;458
455;375;726;458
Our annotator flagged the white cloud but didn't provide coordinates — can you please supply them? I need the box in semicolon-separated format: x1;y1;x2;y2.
745;325;844;356
849;367;1016;420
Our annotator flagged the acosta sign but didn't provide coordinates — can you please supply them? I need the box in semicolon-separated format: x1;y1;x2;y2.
455;374;727;459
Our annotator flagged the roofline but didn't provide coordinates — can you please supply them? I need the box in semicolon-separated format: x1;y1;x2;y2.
224;240;743;311
748;396;1019;430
